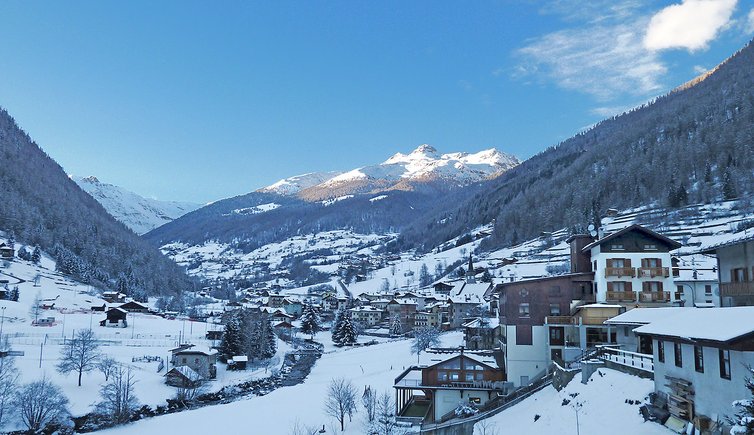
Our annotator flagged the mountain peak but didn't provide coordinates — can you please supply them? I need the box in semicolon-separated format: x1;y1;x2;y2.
411;144;438;156
81;175;100;184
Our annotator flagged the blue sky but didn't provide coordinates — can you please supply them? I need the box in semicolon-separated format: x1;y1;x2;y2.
1;0;753;203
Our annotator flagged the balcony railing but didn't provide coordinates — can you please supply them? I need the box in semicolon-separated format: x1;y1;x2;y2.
721;281;754;296
605;267;635;278
545;316;573;325
638;291;670;303
606;291;636;302
638;267;670;278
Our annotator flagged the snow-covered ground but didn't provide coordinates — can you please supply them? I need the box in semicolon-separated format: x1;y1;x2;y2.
0;242;288;430
476;368;671;435
102;332;465;435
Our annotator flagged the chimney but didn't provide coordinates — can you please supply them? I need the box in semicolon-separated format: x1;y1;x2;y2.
566;235;594;274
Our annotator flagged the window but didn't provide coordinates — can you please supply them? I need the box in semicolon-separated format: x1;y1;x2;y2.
182;357;187;364
549;304;561;316
643;281;663;292
465;372;474;381
610;281;627;292
719;349;731;380
658;340;664;363
610;258;625;268
549;327;564;345
674;342;683;367
644;244;657;250
694;346;704;373
437;371;448;381
623;326;629;337
705;285;713;295
519;303;530;317
450;372;459;381
732;268;749;282
611;244;625;250
642;258;661;268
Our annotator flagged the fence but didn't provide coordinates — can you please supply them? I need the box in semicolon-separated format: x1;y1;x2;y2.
599;347;654;373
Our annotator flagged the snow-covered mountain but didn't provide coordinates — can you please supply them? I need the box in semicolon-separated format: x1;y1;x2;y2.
258;171;344;196
261;145;519;200
73;176;201;235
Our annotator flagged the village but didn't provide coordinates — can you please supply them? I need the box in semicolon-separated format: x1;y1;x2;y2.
2;207;754;435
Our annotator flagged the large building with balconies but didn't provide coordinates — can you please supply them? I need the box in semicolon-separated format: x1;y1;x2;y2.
584;224;682;306
701;233;754;307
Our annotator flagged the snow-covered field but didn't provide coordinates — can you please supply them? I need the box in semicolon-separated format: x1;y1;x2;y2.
0;245;289;430
102;332;465;435
476;368;671;435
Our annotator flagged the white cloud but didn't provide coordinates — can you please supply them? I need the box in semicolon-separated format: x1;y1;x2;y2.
747;8;754;33
516;19;666;101
644;0;737;52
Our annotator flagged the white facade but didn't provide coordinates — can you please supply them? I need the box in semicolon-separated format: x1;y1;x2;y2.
502;324;549;388
433;389;497;420
590;246;677;305
652;338;754;425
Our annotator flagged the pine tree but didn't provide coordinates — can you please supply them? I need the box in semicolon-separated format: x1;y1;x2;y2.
299;302;321;339
220;313;243;358
389;314;403;336
331;307;345;344
30;246;41;264
258;317;277;359
419;263;432;287
337;311;357;346
731;368;754;434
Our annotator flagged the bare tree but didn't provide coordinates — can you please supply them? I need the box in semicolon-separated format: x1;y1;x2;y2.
97;357;117;382
475;419;500;435
174;378;206;403
15;377;69;432
411;327;441;363
370;391;403;435
0;351;18;425
288;419;319;435
96;365;139;424
324;377;358;431
57;329;101;386
29;293;42;323
362;385;377;423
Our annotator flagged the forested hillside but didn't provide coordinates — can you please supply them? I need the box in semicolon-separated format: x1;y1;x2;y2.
0;108;195;304
397;40;754;252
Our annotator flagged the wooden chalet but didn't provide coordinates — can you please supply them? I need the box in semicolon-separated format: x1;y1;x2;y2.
0;243;14;259
99;307;127;328
393;350;505;423
165;366;203;388
118;301;149;313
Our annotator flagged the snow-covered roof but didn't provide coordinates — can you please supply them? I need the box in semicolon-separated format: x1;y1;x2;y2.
462;317;500;329
582;224;682;252
634;307;754;342
389;298;417;305
168;365;203;382
579;303;623;309
698;230;754;254
604;307;692;326
424;352;500;370
447;294;483;304
232;355;248;362
174;346;218;356
455;282;492;298
350;306;382;312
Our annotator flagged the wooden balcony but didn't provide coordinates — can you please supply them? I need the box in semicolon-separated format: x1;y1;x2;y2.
605;267;635;278
721;281;754;296
638;291;670;303
545;316;574;325
638;267;670;278
606;291;636;302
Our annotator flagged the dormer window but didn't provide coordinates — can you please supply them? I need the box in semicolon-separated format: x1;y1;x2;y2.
644;244;657;250
611;244;624;250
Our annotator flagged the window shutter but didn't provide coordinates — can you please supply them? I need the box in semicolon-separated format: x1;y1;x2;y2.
731;269;737;282
641;258;648;268
657;281;663;291
625;282;633;292
606;259;613;268
656;258;662;267
642;282;649;291
625;259;632;268
607;282;614;292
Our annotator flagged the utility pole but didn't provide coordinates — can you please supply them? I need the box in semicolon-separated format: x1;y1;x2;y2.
39;342;43;368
